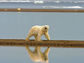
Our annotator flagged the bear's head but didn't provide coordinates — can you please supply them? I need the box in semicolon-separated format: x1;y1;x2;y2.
42;25;49;32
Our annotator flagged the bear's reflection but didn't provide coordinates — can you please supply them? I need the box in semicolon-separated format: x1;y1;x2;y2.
25;46;50;62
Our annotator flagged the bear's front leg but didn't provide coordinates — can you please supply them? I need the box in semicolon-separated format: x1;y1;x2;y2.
44;32;50;40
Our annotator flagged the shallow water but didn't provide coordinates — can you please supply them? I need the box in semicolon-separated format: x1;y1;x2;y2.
0;46;84;63
0;12;84;63
0;12;84;40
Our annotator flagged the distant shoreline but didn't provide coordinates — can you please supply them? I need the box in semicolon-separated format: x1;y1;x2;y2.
0;8;84;12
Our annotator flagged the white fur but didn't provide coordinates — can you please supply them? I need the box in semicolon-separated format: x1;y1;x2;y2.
25;25;50;41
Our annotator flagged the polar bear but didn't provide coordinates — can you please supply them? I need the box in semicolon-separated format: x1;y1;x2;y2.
25;25;50;41
25;46;50;62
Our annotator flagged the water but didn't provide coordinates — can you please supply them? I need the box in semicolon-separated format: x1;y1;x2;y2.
0;46;84;63
0;12;84;63
1;12;84;40
0;1;84;9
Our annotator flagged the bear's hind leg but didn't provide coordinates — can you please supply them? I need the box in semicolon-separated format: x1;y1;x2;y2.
44;32;50;40
25;32;33;41
34;35;38;41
